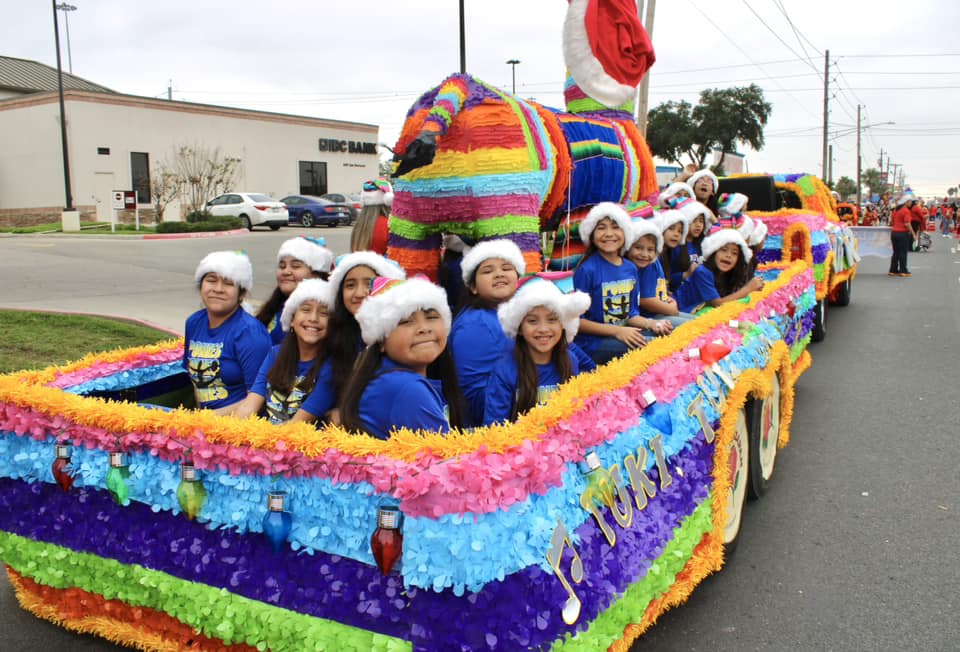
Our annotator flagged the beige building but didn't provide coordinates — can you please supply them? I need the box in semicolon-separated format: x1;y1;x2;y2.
0;56;380;225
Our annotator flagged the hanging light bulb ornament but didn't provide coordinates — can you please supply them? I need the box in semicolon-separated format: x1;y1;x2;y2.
700;340;732;365
176;461;206;521
106;451;131;506
262;491;293;554
786;302;797;318
52;443;74;492
579;452;617;509
370;505;404;576
642;390;673;435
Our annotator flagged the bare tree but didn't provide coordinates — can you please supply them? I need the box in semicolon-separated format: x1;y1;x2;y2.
171;144;242;217
150;162;183;222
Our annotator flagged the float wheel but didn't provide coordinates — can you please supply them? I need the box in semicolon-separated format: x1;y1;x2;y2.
723;407;750;552
811;298;827;342
747;373;781;499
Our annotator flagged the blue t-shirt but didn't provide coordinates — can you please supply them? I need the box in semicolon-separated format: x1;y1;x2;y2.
183;308;271;410
675;264;720;314
249;345;333;424
483;344;596;425
266;303;285;346
358;358;450;440
299;359;336;421
687;241;702;267
573;254;639;355
450;306;512;426
668;246;688;292
636;259;670;318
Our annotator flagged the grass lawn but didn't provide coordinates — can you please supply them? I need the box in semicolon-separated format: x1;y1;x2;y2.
0;221;156;235
0;310;174;374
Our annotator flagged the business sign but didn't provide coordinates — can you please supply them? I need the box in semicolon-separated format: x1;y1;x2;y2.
318;138;378;155
112;191;137;210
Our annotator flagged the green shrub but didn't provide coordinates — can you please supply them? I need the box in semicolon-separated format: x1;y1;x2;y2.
185;210;215;223
155;217;242;233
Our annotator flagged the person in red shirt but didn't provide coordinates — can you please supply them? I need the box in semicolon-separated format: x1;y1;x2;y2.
909;199;925;248
889;196;917;277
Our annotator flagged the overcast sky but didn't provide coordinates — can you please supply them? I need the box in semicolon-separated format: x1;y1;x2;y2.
6;0;960;197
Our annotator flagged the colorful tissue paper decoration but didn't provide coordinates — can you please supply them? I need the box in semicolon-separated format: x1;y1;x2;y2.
580;451;617;510
262;491;292;554
105;451;130;506
370;505;404;576
700;341;732;366
0;259;816;651
51;443;73;492
175;461;205;521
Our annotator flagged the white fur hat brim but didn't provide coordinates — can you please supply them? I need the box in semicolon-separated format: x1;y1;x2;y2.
702;229;753;263
579;202;634;246
718;193;749;216
194;251;254;292
328;251;406;294
737;215;756;243
624;218;664;254
497;279;591;343
562;0;637;108
688;169;719;194
280;278;335;332
658;182;695;208
356;277;451;345
460;238;527;285
362;189;394;207
658;209;690;242
277;237;335;274
748;220;768;247
679;200;714;226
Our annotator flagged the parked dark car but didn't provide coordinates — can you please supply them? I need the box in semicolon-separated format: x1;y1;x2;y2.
280;195;351;227
319;193;360;225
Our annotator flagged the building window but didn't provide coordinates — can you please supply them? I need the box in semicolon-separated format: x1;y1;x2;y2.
130;152;151;204
97;147;110;155
299;161;327;196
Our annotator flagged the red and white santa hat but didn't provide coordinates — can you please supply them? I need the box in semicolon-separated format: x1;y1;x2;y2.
277;236;335;274
688;169;719;194
497;277;590;343
657;182;696;209
328;251;405;293
656;208;690;241
280;278;335;332
701;228;753;263
361;179;394;207
624;217;664;254
355;276;451;346
579;202;633;245
459;238;527;284
194;250;254;292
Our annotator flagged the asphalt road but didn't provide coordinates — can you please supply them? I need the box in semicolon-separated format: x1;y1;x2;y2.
0;231;958;651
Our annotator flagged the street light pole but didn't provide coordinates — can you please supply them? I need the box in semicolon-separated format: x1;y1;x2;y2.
856;104;862;209
56;3;77;74
458;0;466;74
51;0;73;211
505;59;520;94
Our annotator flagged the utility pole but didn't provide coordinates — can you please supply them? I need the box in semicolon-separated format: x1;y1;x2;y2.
821;49;830;183
636;0;656;135
856;104;862;209
52;0;73;211
458;0;466;74
889;163;902;194
828;144;833;186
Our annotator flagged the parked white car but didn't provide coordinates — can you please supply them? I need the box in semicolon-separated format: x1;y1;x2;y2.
205;193;288;231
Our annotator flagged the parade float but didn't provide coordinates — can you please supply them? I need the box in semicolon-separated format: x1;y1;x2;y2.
0;2;824;650
718;173;861;340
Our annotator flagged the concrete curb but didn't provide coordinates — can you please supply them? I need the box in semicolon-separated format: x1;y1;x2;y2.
141;228;249;240
0;306;181;336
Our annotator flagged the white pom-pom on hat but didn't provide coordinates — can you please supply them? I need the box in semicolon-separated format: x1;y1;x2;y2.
194;250;254;292
460;238;526;285
280;278;335;332
277;237;335;274
355;276;451;346
579;202;633;246
497;278;591;343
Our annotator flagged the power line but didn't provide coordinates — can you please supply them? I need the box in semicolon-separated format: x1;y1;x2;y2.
740;0;821;77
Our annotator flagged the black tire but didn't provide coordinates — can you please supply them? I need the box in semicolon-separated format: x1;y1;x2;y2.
835;279;852;307
811;298;826;342
240;215;253;231
723;407;750;555
300;212;315;227
747;372;781;499
269;224;281;231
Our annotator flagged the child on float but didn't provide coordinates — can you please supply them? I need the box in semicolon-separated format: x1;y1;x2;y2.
746;219;768;276
572;202;653;365
656;181;695;210
350;179;393;255
326;252;406;420
686;168;720;215
679;199;714;266
657;208;694;293
184;251;272;414
674;229;765;315
715;192;750;229
483;278;595;424
256;237;335;345
624;217;690;332
233;279;337;424
449;239;526;425
341;276;465;439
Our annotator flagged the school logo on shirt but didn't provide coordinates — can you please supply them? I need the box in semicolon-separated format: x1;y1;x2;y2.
265;376;307;424
186;340;229;403
601;279;635;325
655;278;669;303
537;385;559;406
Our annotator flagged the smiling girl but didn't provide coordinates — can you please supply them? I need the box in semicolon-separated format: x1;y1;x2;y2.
657;208;693;293
573;202;654;364
340;277;465;439
184;251;271;414
233;279;337;424
449;239;526;424
624;217;685;332
256;237;335;345
675;229;764;314
483;279;593;424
